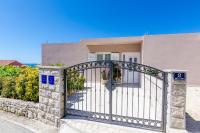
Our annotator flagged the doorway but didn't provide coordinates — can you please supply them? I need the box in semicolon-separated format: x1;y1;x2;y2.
122;52;140;84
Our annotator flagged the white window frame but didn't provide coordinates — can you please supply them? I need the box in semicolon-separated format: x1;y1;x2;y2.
96;54;104;61
111;52;120;60
88;53;96;61
88;52;120;61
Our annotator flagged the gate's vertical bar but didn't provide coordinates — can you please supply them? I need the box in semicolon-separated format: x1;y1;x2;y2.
78;68;80;110
104;67;106;117
95;67;96;113
143;73;146;120
63;69;67;116
149;76;152;120
109;61;113;121
86;68;88;111
162;72;168;133
90;68;92;112
121;66;124;116
155;79;158;120
126;69;129;117
116;65;118;115
82;69;84;111
137;73;140;118
132;67;134;118
100;67;102;113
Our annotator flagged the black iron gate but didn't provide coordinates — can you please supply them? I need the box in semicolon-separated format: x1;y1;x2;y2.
64;60;167;132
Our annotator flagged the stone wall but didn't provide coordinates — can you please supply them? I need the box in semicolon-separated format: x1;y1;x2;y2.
170;79;186;128
38;66;65;127
0;97;39;119
166;70;187;131
0;66;66;128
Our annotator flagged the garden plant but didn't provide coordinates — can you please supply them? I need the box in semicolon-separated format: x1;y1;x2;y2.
67;69;85;95
0;65;39;102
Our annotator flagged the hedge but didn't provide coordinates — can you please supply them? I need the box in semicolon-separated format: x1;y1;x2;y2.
0;66;39;102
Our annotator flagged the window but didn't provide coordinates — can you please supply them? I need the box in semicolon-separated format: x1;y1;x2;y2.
97;54;103;61
89;53;112;61
134;58;137;63
129;58;132;63
111;53;120;60
88;53;96;61
105;54;111;60
123;55;125;61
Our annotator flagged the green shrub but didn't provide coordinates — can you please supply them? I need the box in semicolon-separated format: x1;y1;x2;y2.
0;77;3;95
16;75;26;100
1;77;17;98
24;68;39;102
16;67;39;102
0;66;39;102
0;65;21;77
67;70;85;95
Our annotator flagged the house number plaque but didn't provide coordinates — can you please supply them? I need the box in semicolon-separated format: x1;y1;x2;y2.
173;72;186;81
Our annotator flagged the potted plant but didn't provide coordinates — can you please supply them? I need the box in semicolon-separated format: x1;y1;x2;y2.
101;70;108;84
113;66;121;83
101;64;122;84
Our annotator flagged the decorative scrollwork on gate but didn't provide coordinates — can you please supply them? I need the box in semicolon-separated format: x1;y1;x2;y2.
112;61;164;80
65;60;164;80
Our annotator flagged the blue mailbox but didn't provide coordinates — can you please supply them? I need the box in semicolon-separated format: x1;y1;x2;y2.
48;75;55;85
41;75;47;84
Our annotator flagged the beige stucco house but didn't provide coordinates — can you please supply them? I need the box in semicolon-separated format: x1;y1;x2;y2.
42;33;200;85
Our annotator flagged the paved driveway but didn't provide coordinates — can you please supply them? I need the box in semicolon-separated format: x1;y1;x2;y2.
0;118;32;133
67;75;164;129
0;110;58;133
66;80;200;133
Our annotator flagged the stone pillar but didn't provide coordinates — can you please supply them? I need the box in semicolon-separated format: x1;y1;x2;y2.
38;66;65;127
165;70;187;131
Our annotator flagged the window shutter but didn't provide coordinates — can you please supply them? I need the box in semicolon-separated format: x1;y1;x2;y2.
88;53;96;61
111;53;120;60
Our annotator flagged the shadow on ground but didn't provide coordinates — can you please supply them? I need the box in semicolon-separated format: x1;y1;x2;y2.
186;113;200;133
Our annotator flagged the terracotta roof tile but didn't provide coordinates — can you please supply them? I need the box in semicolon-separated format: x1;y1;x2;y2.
0;60;23;66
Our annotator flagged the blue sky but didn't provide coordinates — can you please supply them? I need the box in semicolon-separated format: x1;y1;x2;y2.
0;0;200;63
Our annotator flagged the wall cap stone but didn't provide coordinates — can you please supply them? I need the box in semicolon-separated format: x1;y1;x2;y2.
163;69;187;73
0;97;39;105
38;65;66;69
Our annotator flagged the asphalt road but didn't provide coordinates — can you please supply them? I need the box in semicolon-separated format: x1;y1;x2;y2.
0;118;33;133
